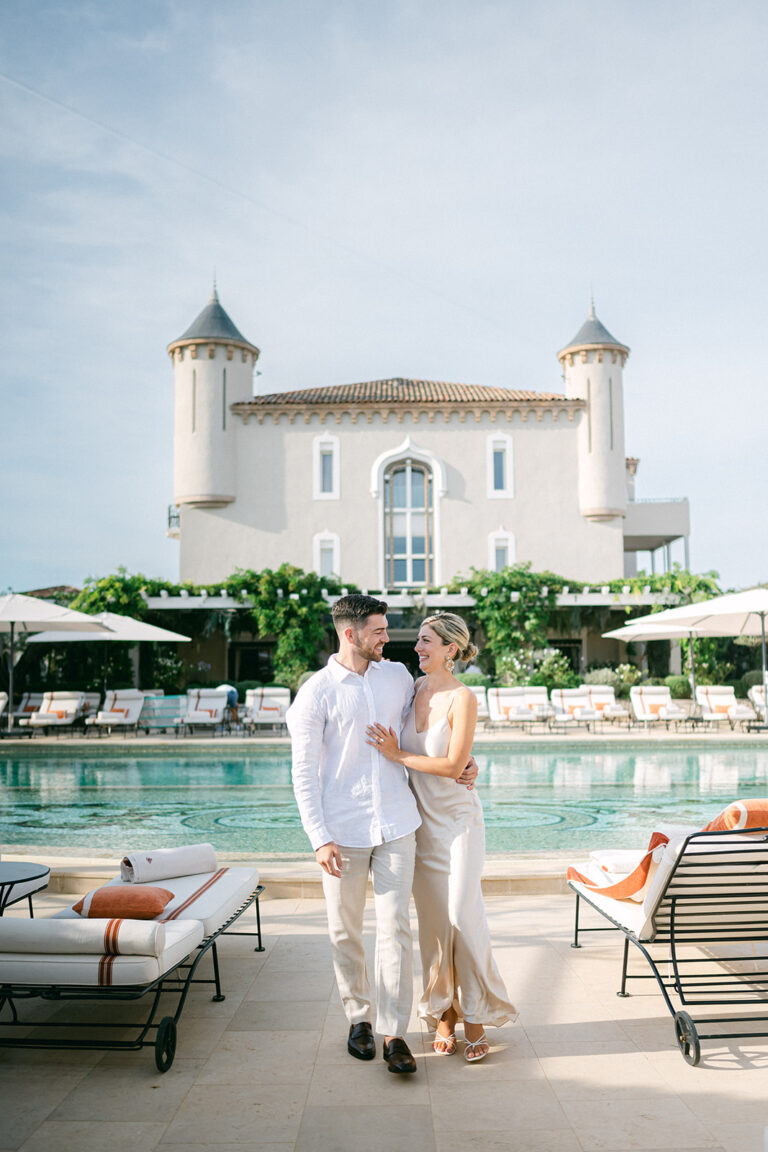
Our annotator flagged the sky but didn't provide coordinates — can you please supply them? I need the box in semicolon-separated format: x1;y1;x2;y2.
2;0;767;594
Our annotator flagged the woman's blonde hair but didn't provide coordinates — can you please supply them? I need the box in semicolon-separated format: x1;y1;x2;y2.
420;613;478;664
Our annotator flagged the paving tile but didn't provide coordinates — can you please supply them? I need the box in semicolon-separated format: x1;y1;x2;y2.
160;1083;306;1144
0;1077;89;1150
244;968;335;1002
435;1131;582;1152
559;1095;721;1150
16;1120;166;1152
226;999;329;1031
197;1029;321;1085
429;1080;568;1132
307;1053;430;1105
49;1061;199;1123
538;1049;670;1099
295;1104;435;1152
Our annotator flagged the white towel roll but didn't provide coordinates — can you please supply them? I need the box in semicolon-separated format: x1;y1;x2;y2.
120;843;218;883
0;917;166;956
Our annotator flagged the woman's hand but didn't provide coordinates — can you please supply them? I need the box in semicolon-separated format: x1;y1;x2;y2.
365;722;402;762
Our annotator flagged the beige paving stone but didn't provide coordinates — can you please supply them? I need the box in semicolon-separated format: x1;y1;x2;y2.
160;1083;306;1145
429;1080;568;1132
523;1019;630;1047
307;1054;430;1105
197;1029;321;1085
226;998;328;1032
559;1095;722;1150
295;1104;435;1152
435;1130;583;1152
706;1121;768;1152
0;1078;90;1150
16;1120;166;1152
537;1049;671;1099
49;1061;199;1123
245;968;335;1002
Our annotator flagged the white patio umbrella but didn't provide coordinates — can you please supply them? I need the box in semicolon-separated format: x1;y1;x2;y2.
607;588;768;718
28;611;191;695
0;594;112;732
603;620;706;702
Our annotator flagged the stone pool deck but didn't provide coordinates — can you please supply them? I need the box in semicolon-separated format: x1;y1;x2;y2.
3;888;768;1152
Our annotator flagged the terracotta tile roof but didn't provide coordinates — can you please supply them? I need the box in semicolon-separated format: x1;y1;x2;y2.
242;378;568;406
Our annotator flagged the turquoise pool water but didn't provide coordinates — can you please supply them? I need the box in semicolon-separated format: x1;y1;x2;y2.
2;745;768;855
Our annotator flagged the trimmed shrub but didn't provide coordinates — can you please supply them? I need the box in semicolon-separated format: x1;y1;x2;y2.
664;674;691;699
456;673;492;687
584;668;621;691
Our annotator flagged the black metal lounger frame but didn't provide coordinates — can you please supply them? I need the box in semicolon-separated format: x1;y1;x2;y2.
570;827;768;1065
0;884;264;1072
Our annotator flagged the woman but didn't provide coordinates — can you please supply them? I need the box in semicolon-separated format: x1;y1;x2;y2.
366;613;515;1062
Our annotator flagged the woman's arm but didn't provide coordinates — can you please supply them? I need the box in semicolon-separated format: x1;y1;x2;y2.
366;689;478;779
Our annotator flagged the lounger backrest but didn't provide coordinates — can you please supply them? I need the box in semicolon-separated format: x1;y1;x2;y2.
748;685;768;715
695;685;736;715
38;691;85;719
82;692;101;716
486;686;526;722
630;685;671;719
0;692;6;717
245;687;291;720
14;692;43;716
104;689;145;723
640;828;768;942
584;685;617;711
186;688;228;720
138;695;186;727
523;686;550;710
550;687;589;716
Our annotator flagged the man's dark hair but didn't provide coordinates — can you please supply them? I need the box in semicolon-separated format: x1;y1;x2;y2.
331;594;388;629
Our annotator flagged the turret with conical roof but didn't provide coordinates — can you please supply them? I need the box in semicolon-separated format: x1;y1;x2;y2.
557;302;629;523
168;287;260;510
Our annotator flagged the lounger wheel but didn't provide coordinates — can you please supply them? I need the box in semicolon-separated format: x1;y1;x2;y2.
155;1016;177;1072
674;1011;700;1066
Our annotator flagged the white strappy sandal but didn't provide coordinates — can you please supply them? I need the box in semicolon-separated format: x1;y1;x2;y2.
431;1029;457;1055
464;1031;489;1062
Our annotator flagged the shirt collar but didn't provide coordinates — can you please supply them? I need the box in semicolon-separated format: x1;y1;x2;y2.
327;654;383;682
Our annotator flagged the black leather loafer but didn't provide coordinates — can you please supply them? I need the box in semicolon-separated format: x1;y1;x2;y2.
348;1021;376;1060
382;1037;417;1074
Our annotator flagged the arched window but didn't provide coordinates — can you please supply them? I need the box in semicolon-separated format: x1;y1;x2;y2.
384;460;433;586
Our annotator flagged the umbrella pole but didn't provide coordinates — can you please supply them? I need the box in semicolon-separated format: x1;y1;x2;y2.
7;621;14;732
688;631;697;719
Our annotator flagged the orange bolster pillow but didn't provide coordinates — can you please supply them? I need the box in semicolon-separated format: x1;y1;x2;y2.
73;885;174;919
702;799;768;833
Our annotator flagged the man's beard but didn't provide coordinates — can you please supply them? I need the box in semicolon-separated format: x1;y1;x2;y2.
354;636;383;663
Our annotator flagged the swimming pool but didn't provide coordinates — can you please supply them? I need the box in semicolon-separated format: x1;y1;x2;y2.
3;744;768;855
1;746;768;857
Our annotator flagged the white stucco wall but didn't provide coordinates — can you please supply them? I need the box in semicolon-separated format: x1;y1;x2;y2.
178;407;625;584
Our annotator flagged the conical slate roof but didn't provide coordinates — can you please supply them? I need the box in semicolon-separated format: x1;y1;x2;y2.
172;286;255;347
560;303;628;353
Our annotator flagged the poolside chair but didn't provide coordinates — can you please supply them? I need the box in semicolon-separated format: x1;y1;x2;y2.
0;844;264;1071
243;687;291;732
568;799;768;1065
522;686;555;723
138;694;186;734
486;687;533;728
748;684;768;722
85;689;145;736
695;685;756;729
0;852;49;916
13;692;43;724
629;685;686;728
27;691;86;733
583;685;630;724
178;688;228;735
550;687;597;728
0;692;6;721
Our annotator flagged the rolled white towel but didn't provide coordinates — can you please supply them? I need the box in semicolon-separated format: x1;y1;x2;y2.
0;917;166;956
121;843;218;883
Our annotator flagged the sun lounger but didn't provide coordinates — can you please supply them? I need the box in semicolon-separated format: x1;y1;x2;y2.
695;685;756;728
629;685;686;728
243;687;291;732
583;685;630;723
178;688;228;735
568;800;768;1065
81;692;101;719
27;691;85;732
550;687;597;728
85;689;145;735
0;693;6;721
139;694;186;733
748;685;768;721
12;692;43;723
0;846;264;1071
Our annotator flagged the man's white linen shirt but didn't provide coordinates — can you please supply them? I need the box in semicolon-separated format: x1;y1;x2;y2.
287;656;420;851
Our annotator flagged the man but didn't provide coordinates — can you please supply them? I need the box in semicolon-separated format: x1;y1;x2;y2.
288;594;478;1074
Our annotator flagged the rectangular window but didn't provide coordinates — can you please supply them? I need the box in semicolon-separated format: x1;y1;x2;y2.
494;544;508;572
222;369;227;431
320;450;334;494
493;448;506;491
319;544;335;577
